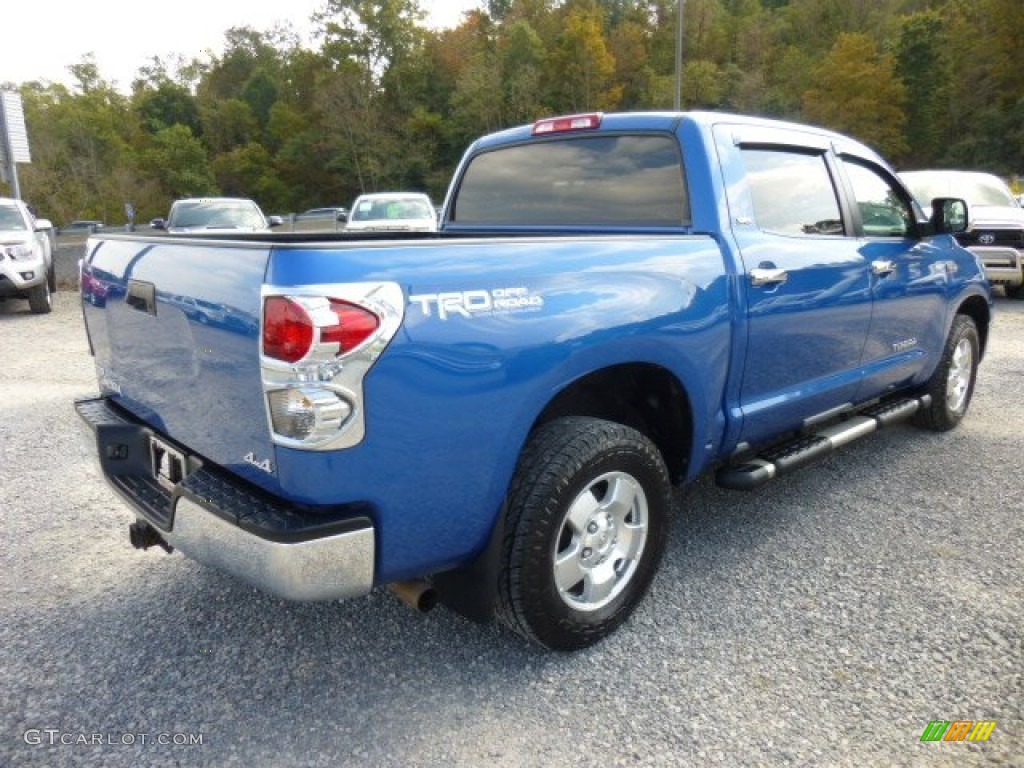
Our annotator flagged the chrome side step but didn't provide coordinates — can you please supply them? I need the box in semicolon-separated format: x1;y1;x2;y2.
715;395;931;491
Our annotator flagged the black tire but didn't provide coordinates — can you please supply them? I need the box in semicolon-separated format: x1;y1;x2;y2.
28;280;52;314
1004;283;1024;300
496;416;671;650
47;263;57;293
913;315;979;431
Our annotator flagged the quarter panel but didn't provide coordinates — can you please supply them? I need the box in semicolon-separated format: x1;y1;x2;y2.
267;235;731;581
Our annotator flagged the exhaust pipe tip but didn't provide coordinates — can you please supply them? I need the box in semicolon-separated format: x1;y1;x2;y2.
388;580;438;613
129;521;173;553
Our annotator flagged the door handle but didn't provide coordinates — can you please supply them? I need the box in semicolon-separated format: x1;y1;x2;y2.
749;267;789;286
872;259;896;276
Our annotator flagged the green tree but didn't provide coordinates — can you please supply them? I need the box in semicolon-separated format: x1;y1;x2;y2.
500;20;548;122
893;10;945;167
200;99;260;154
940;0;1024;170
682;59;725;107
18;58;141;223
139;125;216;198
134;81;202;135
211;143;287;208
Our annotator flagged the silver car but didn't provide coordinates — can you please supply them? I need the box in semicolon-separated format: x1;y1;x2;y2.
152;198;283;234
0;198;55;314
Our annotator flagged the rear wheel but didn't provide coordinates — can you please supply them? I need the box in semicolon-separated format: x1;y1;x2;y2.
496;417;671;650
1004;283;1024;300
28;280;52;314
913;315;979;431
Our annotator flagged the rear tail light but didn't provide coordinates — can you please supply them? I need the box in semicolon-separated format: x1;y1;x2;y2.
322;300;380;354
260;283;404;451
263;297;380;363
263;297;315;363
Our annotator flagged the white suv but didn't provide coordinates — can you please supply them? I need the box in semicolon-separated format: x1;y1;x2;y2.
0;198;55;314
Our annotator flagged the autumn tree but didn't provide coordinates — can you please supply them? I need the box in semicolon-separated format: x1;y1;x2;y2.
802;33;908;160
547;0;622;111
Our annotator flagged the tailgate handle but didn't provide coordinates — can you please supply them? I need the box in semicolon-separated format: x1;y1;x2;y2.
126;279;157;315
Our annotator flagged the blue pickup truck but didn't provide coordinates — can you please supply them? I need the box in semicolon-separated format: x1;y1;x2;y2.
76;112;991;650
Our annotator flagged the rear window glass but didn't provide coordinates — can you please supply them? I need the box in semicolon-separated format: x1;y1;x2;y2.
453;135;689;226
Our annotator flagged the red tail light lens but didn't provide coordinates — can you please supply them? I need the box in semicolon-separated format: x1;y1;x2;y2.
264;297;314;363
263;296;380;363
322;299;380;354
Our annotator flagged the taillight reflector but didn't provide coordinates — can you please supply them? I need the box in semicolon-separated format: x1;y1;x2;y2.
322;299;380;354
532;113;603;135
264;297;314;363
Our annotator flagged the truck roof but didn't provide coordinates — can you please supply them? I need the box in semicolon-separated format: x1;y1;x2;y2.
468;110;883;165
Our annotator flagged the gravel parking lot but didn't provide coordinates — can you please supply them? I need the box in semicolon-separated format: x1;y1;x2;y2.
1;288;1020;767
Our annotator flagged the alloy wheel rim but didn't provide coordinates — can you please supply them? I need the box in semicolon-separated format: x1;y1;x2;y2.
552;471;649;612
946;337;972;413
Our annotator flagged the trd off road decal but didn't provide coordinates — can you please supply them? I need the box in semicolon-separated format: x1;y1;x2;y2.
408;287;544;320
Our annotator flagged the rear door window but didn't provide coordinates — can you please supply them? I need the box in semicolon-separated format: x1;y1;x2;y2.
452;135;689;226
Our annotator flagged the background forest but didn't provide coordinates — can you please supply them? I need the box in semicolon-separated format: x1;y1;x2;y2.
2;0;1022;225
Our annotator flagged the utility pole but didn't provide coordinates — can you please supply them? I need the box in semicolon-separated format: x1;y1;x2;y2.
674;0;685;111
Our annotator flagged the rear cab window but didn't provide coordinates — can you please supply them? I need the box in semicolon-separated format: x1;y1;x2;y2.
451;135;690;227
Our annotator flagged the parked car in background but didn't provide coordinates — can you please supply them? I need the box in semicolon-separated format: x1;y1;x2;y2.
0;197;56;313
296;206;348;222
151;198;283;234
290;206;349;233
900;170;1024;298
345;192;437;233
61;220;104;234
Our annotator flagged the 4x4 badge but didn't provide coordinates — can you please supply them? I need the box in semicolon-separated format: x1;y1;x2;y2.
244;452;273;474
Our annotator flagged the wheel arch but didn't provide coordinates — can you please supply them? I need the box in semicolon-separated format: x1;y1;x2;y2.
529;362;694;484
434;362;695;624
956;294;991;359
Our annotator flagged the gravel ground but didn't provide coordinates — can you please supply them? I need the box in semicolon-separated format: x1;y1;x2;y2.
1;290;1021;768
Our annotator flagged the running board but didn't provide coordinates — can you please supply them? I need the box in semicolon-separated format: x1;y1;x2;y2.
716;395;931;491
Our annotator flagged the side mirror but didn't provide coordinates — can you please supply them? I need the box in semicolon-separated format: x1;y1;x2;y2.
34;218;53;231
336;210;348;222
150;218;166;230
267;215;284;228
930;197;967;235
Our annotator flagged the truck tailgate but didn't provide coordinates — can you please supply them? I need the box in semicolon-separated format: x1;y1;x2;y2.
81;236;275;489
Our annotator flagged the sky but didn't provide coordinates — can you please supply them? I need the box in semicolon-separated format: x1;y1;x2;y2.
3;0;482;92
